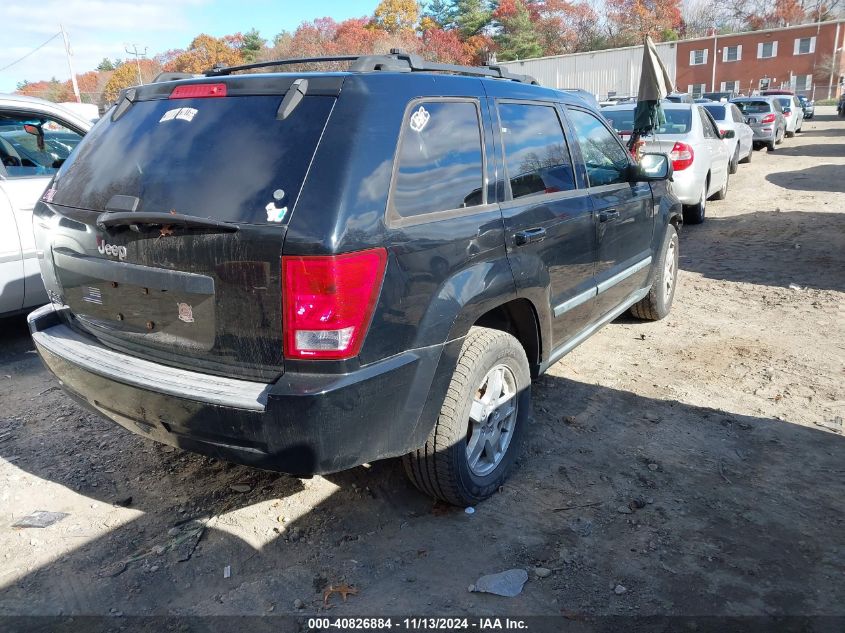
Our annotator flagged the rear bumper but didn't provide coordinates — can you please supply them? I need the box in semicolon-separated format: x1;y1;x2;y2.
669;169;703;205
29;305;457;476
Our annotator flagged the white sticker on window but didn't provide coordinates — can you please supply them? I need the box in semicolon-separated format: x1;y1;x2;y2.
159;107;198;123
409;106;430;132
265;202;288;223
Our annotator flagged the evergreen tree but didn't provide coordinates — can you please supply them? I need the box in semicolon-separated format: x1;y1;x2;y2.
495;0;542;60
241;28;265;61
422;0;456;27
455;0;492;37
96;58;115;71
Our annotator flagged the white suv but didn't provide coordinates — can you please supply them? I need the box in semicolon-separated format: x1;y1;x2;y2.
0;94;91;316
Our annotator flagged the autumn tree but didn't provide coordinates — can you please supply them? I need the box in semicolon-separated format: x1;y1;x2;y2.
374;0;420;32
102;59;162;104
162;34;244;73
15;78;73;102
495;0;543;60
422;27;473;62
606;0;683;46
524;0;602;54
734;0;806;30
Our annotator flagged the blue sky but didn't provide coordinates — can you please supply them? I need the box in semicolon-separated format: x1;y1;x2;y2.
0;0;378;93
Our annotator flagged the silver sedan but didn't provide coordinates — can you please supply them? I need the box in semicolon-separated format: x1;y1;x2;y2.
602;102;731;224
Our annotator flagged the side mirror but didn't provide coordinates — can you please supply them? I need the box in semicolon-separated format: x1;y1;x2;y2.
720;129;736;139
636;153;672;181
23;122;45;151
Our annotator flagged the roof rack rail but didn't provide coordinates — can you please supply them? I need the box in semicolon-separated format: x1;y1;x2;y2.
204;50;538;85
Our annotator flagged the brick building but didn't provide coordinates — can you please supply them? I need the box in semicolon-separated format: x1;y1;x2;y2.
675;20;845;100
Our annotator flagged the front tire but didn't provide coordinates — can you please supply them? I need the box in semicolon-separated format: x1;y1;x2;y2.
630;224;679;321
403;327;531;506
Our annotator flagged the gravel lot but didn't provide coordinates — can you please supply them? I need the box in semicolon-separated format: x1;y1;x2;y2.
0;107;843;620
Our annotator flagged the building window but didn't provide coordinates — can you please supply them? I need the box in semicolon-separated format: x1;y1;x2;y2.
723;45;742;62
757;41;778;58
794;37;816;55
721;80;740;93
794;74;813;92
687;83;707;98
689;49;708;65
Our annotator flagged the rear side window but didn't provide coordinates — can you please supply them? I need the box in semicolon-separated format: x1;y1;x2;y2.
497;103;575;199
51;95;334;224
699;108;719;138
731;105;744;123
391;100;484;218
566;108;630;187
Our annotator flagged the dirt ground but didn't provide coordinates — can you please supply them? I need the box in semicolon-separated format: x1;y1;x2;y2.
0;107;843;622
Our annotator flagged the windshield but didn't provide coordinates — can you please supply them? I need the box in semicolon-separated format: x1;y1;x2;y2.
603;108;692;135
702;105;727;121
50;94;335;224
734;101;772;114
776;98;792;109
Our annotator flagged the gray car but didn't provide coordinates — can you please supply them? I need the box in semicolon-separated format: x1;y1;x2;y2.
731;97;786;152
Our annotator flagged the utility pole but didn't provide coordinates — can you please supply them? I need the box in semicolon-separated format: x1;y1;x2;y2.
60;24;81;103
125;44;148;86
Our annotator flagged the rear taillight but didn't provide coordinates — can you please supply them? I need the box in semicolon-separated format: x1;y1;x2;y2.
761;113;777;124
282;249;388;360
783;110;791;117
719;129;726;136
669;141;694;171
169;83;227;99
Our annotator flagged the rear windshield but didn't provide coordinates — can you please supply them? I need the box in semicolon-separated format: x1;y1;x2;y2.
702;105;726;120
775;97;792;109
603;108;692;135
51;95;334;224
735;101;771;114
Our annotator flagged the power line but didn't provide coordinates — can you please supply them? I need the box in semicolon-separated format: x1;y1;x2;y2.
0;32;62;73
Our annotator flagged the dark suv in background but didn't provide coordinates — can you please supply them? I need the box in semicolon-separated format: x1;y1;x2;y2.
28;52;682;505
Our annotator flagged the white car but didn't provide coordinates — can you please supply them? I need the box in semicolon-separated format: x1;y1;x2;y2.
701;102;754;173
602;102;731;224
1;94;91;316
768;94;804;137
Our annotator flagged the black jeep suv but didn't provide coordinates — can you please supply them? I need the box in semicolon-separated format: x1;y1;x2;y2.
28;52;682;505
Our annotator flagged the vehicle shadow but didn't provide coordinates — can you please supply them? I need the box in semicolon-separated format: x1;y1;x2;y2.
680;211;845;291
772;142;845;158
766;164;845;192
0;314;52;381
1;350;844;617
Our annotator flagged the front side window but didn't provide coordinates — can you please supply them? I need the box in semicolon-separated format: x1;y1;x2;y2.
391;100;484;218
497;103;575;199
0;113;84;178
566;109;630;187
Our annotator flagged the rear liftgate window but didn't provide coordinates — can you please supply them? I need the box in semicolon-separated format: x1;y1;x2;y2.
49;95;335;224
390;100;484;219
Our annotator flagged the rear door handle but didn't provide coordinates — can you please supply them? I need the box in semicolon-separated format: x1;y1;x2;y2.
599;209;620;223
514;227;547;245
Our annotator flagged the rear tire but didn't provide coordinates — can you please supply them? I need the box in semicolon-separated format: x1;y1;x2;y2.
683;181;707;225
403;327;531;506
740;146;752;163
767;140;776;152
729;146;739;174
630;224;679;321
